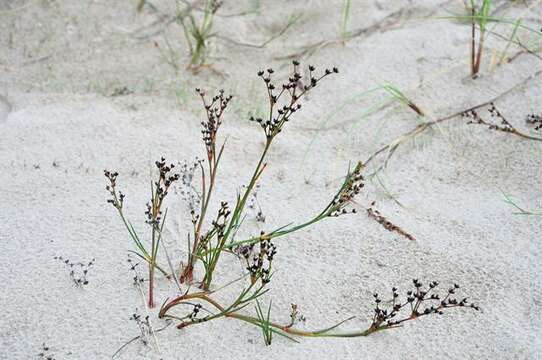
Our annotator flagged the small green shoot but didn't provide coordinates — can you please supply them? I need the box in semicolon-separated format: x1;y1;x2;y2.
502;191;542;216
469;0;491;77
439;0;542;77
340;0;352;40
382;83;425;117
179;0;218;70
255;300;273;346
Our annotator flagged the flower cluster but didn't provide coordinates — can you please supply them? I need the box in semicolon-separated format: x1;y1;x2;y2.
54;256;95;287
369;280;480;332
247;184;266;223
329;161;364;217
366;201;415;241
127;257;145;286
463;103;514;133
196;202;230;254
177;159;203;212
145;158;180;227
213;201;230;238
38;343;55;360
209;0;223;14
189;304;203;321
156;158;180;196
249;61;338;139
104;170;124;211
526;113;542;131
129;311;152;347
238;234;277;285
196;88;233;159
286;303;306;328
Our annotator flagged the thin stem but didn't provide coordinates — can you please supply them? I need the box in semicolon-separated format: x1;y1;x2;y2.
471;7;476;77
474;31;485;76
159;291;382;339
202;142;271;289
113;197;170;278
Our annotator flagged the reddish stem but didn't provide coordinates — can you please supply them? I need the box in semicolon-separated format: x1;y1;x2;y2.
148;265;155;308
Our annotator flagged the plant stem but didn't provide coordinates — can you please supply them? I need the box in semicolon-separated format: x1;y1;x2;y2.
148;186;158;308
201;141;271;289
181;161;217;283
148;261;155;308
471;6;477;77
113;197;171;278
181;98;226;284
159;291;380;339
224;212;328;250
208;162;361;251
474;30;485;77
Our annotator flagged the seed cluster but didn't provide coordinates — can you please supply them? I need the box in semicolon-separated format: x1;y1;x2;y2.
369;280;480;332
209;0;223;14
177;159;203;212
130;310;152;347
196;88;233;159
526;114;542;131
238;234;277;285
366;201;415;241
287;303;306;328
127;257;145;286
196;202;230;254
145;158;180;227
213;201;230;239
189;304;203;321
329;161;364;217
54;256;95;287
247;184;266;223
463;103;515;133
250;60;338;139
38;343;55;360
104;170;124;211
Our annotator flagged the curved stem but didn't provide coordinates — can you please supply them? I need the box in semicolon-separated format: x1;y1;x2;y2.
159;291;378;339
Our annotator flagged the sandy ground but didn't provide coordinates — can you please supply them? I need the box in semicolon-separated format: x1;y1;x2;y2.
1;0;542;359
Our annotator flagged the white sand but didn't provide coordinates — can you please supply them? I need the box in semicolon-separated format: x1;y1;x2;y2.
1;1;542;359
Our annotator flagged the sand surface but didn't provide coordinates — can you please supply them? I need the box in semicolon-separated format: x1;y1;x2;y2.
1;0;542;359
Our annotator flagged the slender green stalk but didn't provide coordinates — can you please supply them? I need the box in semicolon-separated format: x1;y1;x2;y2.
382;83;424;116
201;141;271;289
107;184;170;278
181;90;231;284
255;299;273;345
181;0;217;69
437;0;542;77
206;161;364;252
497;19;520;66
340;0;352;39
437;14;541;35
502;191;542;216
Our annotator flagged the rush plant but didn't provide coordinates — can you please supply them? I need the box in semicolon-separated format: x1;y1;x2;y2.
105;62;479;347
177;61;344;289
177;0;221;70
439;0;542;78
105;162;179;308
159;278;479;344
